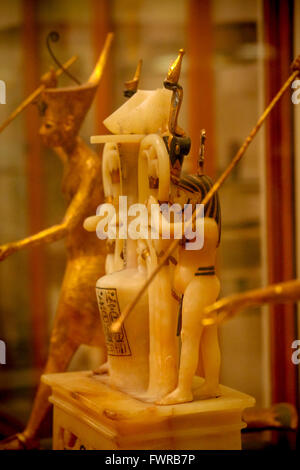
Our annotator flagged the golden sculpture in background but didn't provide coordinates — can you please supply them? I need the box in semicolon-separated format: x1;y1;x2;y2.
0;55;78;134
0;33;113;450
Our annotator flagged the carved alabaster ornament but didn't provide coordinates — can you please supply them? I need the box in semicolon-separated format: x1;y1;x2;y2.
103;88;172;136
85;62;175;398
85;49;222;405
108;49;300;407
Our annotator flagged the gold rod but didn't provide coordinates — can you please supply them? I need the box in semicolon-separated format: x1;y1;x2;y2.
0;55;78;134
111;66;300;333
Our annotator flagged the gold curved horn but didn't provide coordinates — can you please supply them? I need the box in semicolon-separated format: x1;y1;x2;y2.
88;32;114;85
164;49;185;137
166;48;185;85
124;59;143;97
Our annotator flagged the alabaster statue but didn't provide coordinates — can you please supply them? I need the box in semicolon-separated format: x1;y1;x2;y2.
84;49;300;409
0;34;113;450
84;49;222;405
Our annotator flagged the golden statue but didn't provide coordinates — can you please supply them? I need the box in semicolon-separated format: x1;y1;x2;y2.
0;33;113;450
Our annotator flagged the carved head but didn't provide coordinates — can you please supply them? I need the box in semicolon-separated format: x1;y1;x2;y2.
38;84;96;148
38;33;113;149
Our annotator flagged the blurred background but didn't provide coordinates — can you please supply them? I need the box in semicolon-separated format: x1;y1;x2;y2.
0;0;299;449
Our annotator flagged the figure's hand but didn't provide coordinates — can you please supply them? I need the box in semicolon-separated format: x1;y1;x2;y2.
83;213;120;233
83;215;103;232
0;243;17;261
202;296;245;326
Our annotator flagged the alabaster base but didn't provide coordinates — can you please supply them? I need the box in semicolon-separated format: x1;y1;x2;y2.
42;371;255;450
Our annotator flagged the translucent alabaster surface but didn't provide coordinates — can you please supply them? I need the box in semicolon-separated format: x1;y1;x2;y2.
43;371;255;450
103;88;172;135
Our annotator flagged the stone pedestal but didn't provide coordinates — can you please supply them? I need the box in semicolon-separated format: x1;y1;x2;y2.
43;371;255;450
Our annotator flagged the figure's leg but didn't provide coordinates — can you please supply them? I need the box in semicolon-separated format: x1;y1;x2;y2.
158;277;220;405
196;342;204;377
158;286;205;405
197;325;221;398
173;322;204;402
147;264;178;401
24;337;78;443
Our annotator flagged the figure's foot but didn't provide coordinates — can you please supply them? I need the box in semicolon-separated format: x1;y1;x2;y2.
0;432;40;450
196;382;221;400
92;361;109;376
97;374;110;385
157;388;193;405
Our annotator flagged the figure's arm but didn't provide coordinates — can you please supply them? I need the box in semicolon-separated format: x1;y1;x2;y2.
202;279;300;326
84;212;119;232
147;195;215;241
0;165;98;261
147;195;184;238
